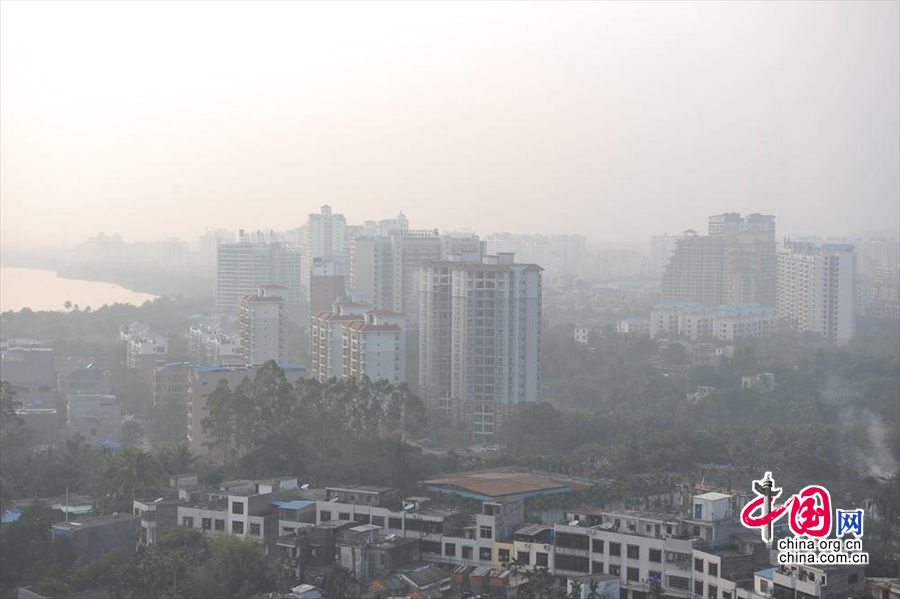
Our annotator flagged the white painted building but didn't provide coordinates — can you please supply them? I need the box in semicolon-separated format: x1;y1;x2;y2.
650;303;780;341
419;253;542;439
239;286;287;365
777;242;856;343
216;234;303;316
574;326;591;344
342;311;406;383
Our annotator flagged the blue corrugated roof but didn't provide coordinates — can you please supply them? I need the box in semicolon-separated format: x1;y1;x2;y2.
756;567;777;580
1;509;21;524
272;500;315;510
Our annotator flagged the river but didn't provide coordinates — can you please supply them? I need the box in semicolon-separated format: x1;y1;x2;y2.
0;266;158;313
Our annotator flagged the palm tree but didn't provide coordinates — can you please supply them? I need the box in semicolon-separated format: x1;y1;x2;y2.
96;448;164;512
323;563;355;599
158;443;197;475
588;580;601;599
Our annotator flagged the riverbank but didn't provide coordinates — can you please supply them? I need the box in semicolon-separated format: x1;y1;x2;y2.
56;261;214;299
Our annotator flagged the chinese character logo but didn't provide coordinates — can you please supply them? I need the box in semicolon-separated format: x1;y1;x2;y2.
836;509;864;537
741;472;834;546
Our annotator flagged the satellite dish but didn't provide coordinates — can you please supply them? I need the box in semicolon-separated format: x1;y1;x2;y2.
568;520;580;526
600;522;615;530
403;503;415;511
301;483;310;490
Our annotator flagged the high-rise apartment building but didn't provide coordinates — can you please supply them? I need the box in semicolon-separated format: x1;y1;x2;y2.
661;233;725;305
198;228;236;270
310;258;347;315
708;212;775;241
309;302;406;384
216;233;303;316
418;253;542;439
662;214;776;306
305;205;348;296
310;303;370;382
485;233;585;284
777;242;856;343
649;234;679;276
350;230;484;322
342;312;406;384
239;286;287;365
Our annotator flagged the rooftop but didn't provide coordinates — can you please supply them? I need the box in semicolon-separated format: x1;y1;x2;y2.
52;513;139;531
424;467;583;500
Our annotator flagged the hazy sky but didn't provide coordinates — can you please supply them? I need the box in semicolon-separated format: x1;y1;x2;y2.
1;1;898;249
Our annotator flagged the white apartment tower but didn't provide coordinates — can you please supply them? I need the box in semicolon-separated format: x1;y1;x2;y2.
310;303;406;384
305;205;348;296
239;286;287;365
419;253;542;439
777;241;856;343
216;234;303;316
342;312;407;383
350;230;484;322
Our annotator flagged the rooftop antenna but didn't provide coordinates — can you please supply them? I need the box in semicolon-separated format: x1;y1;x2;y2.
65;486;69;523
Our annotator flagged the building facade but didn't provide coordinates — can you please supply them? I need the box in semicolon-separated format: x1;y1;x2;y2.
239;286;288;365
777;242;856;342
419;253;542;439
216;235;303;316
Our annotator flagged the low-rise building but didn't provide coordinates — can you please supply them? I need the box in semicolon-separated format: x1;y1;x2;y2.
617;318;650;335
52;514;140;566
66;394;122;447
741;373;775;393
651;303;780;341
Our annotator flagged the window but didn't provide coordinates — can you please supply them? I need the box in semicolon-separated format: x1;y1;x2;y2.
760;581;769;593
695;558;704;572
182;516;194;527
695;504;703;519
499;548;510;563
555;554;590;573
627;545;640;559
445;543;456;557
462;546;473;560
319;510;331;521
371;515;385;527
232;521;244;534
709;562;718;577
480;547;492;561
709;585;718;599
649;571;662;585
536;552;548;567
480;525;493;539
593;539;604;554
556;532;590;550
724;593;732;599
695;581;704;596
422;541;442;554
338;512;350;521
666;525;672;535
627;567;639;582
609;542;621;556
232;502;244;515
214;519;224;531
609;565;621;576
517;551;530;565
649;548;662;563
693;525;701;537
669;576;690;591
592;561;604;574
389;517;402;529
201;518;211;530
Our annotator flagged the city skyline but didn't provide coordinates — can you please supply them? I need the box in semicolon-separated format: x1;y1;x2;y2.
2;1;898;249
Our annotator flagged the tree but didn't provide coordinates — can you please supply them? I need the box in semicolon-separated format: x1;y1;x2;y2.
323;563;355;599
121;420;145;448
94;448;164;513
157;442;197;475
